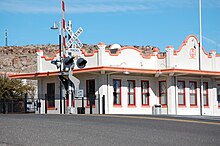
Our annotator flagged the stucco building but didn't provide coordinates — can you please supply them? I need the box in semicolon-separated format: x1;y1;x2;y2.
10;35;220;116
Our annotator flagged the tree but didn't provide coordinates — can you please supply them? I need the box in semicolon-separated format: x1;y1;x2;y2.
0;76;35;100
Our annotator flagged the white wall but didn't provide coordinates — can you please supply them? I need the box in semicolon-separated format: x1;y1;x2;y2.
38;76;61;114
36;35;220;115
106;75;158;115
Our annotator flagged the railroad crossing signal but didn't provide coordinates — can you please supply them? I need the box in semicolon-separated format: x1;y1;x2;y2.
66;27;83;49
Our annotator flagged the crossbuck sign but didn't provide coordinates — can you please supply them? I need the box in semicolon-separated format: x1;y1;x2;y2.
66;27;83;49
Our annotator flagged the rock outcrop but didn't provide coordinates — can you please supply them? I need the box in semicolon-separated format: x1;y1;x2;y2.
0;45;58;73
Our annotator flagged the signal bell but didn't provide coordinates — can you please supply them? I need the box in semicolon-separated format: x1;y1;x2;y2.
63;56;75;71
76;58;87;68
64;56;74;65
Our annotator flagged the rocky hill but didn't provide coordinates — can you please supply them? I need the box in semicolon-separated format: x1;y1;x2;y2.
0;45;58;73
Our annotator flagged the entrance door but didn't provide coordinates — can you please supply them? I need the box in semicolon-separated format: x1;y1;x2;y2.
47;83;55;109
217;84;220;108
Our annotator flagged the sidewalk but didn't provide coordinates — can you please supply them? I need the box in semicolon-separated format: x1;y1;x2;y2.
164;115;220;121
109;114;220;122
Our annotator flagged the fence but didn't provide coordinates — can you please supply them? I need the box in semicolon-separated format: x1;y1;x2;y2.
0;99;25;113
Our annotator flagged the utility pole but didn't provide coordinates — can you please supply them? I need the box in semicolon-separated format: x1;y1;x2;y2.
199;0;202;71
199;0;203;116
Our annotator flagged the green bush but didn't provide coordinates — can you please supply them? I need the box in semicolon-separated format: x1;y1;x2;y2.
0;77;35;100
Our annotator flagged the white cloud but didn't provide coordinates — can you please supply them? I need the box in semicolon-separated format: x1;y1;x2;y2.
0;0;59;13
67;4;150;13
0;0;220;14
0;0;151;13
202;36;220;48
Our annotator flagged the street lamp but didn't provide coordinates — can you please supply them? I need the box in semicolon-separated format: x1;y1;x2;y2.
51;21;63;114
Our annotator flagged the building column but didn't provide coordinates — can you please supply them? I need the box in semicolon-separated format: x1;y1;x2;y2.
97;74;108;114
36;50;43;72
210;78;217;115
210;50;216;71
167;76;176;115
97;42;106;66
166;46;174;69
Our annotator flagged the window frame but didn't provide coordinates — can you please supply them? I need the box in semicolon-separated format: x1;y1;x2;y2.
203;82;209;107
141;80;150;106
127;80;136;106
189;81;197;106
177;80;186;106
159;81;167;106
113;79;122;106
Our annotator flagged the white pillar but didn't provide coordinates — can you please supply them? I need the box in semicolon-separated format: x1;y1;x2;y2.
167;76;176;115
199;76;204;115
166;46;174;69
97;42;106;66
152;47;159;69
36;50;43;72
210;50;216;71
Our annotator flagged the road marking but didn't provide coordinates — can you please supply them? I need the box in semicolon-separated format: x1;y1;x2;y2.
80;114;220;126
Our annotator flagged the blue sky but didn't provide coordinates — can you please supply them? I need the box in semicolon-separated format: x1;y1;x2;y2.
0;0;220;53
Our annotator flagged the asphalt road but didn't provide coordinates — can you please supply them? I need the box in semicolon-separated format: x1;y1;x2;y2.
0;114;220;146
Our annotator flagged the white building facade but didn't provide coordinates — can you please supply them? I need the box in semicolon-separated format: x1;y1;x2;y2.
10;35;220;116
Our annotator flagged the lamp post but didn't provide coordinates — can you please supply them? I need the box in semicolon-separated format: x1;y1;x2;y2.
51;22;63;114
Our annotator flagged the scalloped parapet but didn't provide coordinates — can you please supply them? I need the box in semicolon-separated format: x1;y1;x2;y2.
1;34;220;74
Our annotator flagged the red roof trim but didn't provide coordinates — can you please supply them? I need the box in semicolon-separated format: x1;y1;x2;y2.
40;47;100;60
9;71;59;79
38;35;219;62
174;35;212;58
41;50;60;61
105;46;165;59
81;48;99;57
9;67;220;79
161;68;220;76
74;66;157;74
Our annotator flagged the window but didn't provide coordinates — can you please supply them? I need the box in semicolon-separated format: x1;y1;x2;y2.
159;81;167;105
127;80;135;106
47;83;55;108
217;84;220;107
177;81;185;106
113;79;121;105
86;80;95;106
141;81;149;106
203;82;208;106
189;81;197;106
